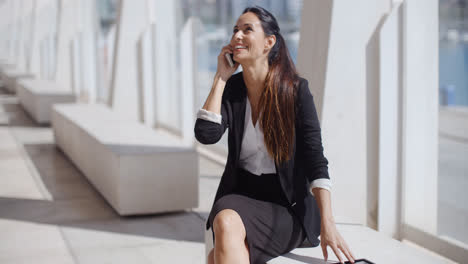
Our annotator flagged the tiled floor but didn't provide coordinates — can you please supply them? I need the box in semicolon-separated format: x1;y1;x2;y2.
0;87;222;263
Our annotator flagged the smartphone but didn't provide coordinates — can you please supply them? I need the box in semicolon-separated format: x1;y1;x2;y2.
332;259;375;264
224;52;235;67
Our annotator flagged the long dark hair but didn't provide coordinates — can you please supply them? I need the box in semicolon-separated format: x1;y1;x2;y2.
243;6;299;164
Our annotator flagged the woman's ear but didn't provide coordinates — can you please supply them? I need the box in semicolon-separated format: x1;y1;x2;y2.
264;34;276;52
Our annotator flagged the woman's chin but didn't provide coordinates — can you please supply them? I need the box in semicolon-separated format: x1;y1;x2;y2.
234;56;247;65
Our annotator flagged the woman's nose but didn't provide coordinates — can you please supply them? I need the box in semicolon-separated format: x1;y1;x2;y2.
233;30;243;41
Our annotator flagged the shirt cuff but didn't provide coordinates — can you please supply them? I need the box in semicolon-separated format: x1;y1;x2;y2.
309;178;332;196
197;108;222;124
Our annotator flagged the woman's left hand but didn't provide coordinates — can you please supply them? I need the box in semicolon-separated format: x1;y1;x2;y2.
320;218;356;263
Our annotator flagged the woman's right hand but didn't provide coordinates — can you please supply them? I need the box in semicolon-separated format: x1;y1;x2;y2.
216;44;239;82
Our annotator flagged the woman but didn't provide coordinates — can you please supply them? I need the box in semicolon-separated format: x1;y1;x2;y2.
194;6;356;264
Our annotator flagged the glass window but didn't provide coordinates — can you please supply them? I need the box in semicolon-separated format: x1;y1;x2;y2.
95;0;118;104
438;0;468;245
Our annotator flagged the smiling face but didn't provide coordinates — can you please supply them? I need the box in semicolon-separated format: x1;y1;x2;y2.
230;12;276;65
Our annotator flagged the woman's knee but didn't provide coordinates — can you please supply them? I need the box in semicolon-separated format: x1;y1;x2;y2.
213;209;246;239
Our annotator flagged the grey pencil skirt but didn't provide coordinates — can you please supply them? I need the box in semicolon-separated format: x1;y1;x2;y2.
208;167;306;264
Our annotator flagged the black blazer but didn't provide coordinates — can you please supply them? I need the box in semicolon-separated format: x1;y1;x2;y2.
194;72;330;246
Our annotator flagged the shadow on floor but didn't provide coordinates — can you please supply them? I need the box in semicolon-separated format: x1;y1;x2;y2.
0;86;12;95
0;86;50;128
0;142;205;243
0;101;44;128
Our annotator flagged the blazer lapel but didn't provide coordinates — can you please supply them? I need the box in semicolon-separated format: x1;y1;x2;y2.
275;131;296;205
233;96;247;167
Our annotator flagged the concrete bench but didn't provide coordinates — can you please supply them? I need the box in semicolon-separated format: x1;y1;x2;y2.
51;103;199;215
16;79;76;124
0;68;34;93
205;225;451;263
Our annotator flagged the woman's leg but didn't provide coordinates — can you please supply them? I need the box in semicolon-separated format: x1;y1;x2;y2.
212;209;250;264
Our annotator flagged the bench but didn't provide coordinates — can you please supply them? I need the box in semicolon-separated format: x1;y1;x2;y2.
51;103;199;215
0;68;34;93
205;225;451;263
16;79;76;124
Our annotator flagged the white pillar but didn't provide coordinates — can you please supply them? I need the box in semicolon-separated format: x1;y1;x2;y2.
297;0;391;225
377;2;404;238
29;0;58;79
0;1;11;61
16;0;35;72
11;0;22;67
401;0;439;234
180;17;201;146
54;0;80;90
153;0;179;131
109;0;151;121
73;0;98;102
136;24;156;125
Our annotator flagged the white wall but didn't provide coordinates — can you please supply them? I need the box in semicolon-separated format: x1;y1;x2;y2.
297;0;392;225
402;0;439;234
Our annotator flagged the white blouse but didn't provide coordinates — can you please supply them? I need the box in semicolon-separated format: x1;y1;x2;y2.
197;99;331;195
239;97;276;175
